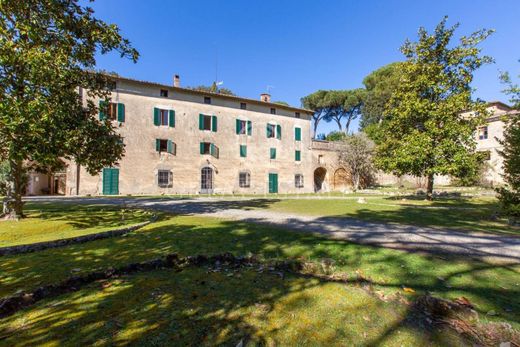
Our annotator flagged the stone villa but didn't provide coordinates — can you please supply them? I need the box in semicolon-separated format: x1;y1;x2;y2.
24;75;515;196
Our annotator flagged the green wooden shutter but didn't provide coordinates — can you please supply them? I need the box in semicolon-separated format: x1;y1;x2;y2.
247;121;252;135
117;103;125;122
276;124;282;140
200;142;205;154
236;119;240;134
169;110;175;127
167;139;173;154
155;139;160;152
270;148;276;159
99;100;106;120
153;107;160;126
295;150;301;161
266;124;270;138
295;127;301;141
240;145;247;157
199;114;204;130
112;169;119;195
212;115;218;132
172;142;177;155
210;143;219;158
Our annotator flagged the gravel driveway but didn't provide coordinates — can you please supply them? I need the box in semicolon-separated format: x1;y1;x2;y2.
29;196;520;264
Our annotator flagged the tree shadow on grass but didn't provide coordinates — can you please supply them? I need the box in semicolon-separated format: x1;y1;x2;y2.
0;265;468;346
1;216;520;333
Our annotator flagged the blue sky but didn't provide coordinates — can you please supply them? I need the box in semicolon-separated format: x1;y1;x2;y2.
90;0;520;135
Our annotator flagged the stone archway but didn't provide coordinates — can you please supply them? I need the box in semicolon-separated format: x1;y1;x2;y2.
314;167;327;192
333;168;351;191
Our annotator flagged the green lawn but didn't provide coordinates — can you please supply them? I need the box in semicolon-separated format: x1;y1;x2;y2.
0;203;154;247
254;195;517;235
1;202;519;345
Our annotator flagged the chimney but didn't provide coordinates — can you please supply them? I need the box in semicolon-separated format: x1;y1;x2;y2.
260;93;271;103
173;74;180;87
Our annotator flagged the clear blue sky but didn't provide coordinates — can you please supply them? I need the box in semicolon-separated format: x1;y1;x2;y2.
90;0;520;135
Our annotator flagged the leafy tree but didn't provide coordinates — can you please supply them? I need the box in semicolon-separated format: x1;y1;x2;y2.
338;133;375;191
0;0;138;218
189;83;235;96
325;131;347;142
301;89;365;136
360;62;404;129
497;65;520;219
375;17;493;200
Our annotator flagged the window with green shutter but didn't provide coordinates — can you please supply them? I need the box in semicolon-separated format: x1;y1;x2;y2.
117;103;125;122
295;150;301;162
270;148;276;160
240;145;247;158
153;107;160;126
169;110;175;127
276;124;282;140
210;143;219;158
295;127;301;141
267;124;276;138
200;114;214;131
247;120;252;135
167;140;176;155
99;100;107;120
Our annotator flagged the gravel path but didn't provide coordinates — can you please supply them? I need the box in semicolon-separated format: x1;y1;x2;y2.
29;196;520;264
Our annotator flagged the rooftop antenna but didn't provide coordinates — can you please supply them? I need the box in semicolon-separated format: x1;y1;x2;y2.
213;44;224;92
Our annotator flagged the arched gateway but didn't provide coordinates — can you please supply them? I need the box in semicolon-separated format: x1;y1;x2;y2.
313;167;327;192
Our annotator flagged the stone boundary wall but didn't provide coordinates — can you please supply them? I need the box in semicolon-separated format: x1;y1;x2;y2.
0;221;151;257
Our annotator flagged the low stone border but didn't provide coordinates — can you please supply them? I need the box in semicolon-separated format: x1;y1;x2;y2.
0;221;151;257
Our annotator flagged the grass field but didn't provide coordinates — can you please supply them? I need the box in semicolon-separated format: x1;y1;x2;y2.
0;204;154;247
1;202;519;345
253;195;517;235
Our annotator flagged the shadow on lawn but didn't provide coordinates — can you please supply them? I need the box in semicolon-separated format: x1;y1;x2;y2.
1;217;520;345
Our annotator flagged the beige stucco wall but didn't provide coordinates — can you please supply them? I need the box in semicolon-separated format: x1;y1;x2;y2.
66;79;314;195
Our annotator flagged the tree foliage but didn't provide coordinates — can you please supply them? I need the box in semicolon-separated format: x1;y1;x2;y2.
360;62;404;130
325;131;347;142
338;133;375;191
189;83;235;96
497;66;520;218
374;17;493;200
0;0;138;218
301;89;365;137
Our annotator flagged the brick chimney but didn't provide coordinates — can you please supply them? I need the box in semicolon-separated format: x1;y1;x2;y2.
260;93;271;102
173;74;180;87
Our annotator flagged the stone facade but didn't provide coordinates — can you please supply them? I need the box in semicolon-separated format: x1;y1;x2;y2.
64;76;316;195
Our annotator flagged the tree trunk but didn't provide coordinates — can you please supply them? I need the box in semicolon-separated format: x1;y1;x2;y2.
76;162;81;195
313;118;319;139
345;116;352;134
335;118;343;131
426;173;434;201
4;160;25;219
353;173;360;192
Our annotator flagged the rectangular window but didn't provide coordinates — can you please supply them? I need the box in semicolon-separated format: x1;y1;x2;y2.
103;102;118;120
267;123;276;138
240;102;247;110
239;172;250;188
204;96;211;104
160;109;169;126
295;127;301;141
295;150;301;162
199;114;217;131
160;89;168;97
270;148;276;159
318;154;323;164
240;145;247;158
270;108;276;115
478;126;488;140
158;170;172;187
158;139;168;153
295;174;304;188
237;119;247;135
200;142;211;155
295;112;301;118
154;108;175;127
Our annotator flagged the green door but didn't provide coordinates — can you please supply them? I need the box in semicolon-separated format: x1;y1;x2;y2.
268;173;278;194
102;168;119;195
